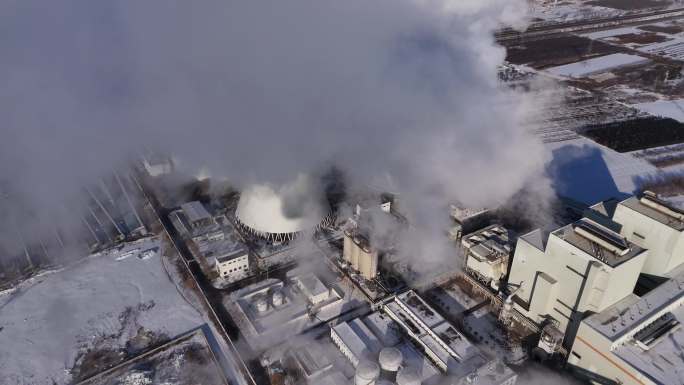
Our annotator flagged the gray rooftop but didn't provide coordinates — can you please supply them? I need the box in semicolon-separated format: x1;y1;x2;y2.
181;201;212;224
612;304;684;385
584;267;684;341
553;219;645;268
620;196;684;231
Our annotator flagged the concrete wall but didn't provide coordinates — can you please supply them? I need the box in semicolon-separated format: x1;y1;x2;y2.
508;233;644;332
569;323;655;385
614;204;684;276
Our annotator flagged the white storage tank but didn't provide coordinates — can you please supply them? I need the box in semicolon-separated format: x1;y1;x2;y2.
396;366;421;385
379;347;402;372
254;296;268;313
355;360;380;385
272;290;284;306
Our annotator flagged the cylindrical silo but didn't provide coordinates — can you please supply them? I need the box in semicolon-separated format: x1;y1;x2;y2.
355;360;380;385
272;290;284;306
255;296;268;313
396;366;421;385
379;347;402;381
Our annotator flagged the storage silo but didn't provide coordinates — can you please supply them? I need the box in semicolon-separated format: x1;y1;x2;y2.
355;360;380;385
254;296;268;313
378;347;402;381
272;290;284;306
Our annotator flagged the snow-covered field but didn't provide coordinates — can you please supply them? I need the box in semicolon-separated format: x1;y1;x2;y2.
0;238;203;384
545;53;649;78
633;99;684;122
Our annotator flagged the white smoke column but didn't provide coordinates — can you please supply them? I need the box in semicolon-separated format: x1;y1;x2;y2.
0;0;547;261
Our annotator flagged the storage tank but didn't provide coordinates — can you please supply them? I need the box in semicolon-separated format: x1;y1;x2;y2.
396;366;421;385
272;290;284;306
379;347;402;381
355;360;380;385
254;296;268;313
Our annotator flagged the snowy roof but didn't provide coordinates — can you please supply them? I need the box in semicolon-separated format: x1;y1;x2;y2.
620;195;684;231
552;218;644;268
297;274;328;298
584;267;684;342
235;183;330;235
332;321;377;362
181;201;212;224
520;228;546;252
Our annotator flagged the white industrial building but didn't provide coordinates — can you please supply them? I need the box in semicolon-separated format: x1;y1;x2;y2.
293;274;331;306
507;217;647;345
141;152;173;177
213;244;250;281
461;224;513;290
331;319;382;367
504;191;684;384
330;290;518;385
449;205;491;241
612;191;684;276
569;264;684;385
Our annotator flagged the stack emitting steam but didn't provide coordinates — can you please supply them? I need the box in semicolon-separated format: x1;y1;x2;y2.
235;176;334;243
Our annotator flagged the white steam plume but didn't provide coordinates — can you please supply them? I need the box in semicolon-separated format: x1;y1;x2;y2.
0;0;549;266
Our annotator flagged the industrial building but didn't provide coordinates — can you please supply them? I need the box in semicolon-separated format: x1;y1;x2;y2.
141;152;173;177
507;216;647;351
503;191;684;384
213;245;250;281
226;270;349;351
343;229;379;280
170;201;222;241
330;290;518;385
569;264;684;385
612;191;684;276
449;205;491;241
235;183;334;243
461;224;513;290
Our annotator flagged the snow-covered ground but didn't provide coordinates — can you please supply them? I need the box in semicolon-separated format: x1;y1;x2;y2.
0;237;203;385
581;26;645;40
544;53;649;78
633;99;684;122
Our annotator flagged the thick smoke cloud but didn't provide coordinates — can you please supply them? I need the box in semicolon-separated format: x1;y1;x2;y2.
0;0;548;263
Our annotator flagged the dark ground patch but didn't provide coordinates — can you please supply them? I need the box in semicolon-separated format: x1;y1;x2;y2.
586;0;671;10
610;32;670;45
581;117;684;152
639;24;684;34
505;35;622;68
